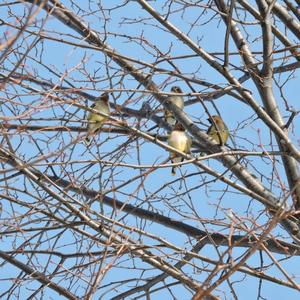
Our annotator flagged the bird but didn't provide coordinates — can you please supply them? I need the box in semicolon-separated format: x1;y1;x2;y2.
206;115;229;146
164;86;184;126
85;92;110;144
168;122;192;176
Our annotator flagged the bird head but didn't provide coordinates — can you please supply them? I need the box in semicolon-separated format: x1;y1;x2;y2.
99;92;109;102
171;86;182;93
208;115;222;124
174;122;185;131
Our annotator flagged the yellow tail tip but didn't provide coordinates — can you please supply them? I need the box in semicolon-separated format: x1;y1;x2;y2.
84;137;91;146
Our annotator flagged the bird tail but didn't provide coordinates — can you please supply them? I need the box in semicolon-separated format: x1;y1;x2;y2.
170;158;176;175
171;166;176;176
84;135;91;145
165;110;176;126
166;116;176;126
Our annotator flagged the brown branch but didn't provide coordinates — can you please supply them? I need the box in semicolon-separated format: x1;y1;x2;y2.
0;250;79;300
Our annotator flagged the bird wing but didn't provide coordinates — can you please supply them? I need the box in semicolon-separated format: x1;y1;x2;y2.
185;135;192;153
207;123;229;145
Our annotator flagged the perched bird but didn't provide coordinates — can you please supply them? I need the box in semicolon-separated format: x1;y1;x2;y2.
85;92;110;144
168;122;192;176
207;115;229;146
164;86;184;126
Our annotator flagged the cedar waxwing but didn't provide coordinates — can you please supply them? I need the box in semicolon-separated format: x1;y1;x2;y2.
168;122;192;176
164;86;184;126
85;92;110;143
207;115;229;145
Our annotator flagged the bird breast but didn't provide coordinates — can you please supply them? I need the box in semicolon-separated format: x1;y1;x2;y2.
89;102;110;122
169;95;184;109
168;131;189;152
